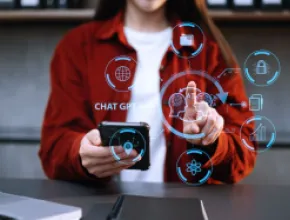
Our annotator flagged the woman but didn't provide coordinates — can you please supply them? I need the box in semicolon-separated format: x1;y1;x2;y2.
39;0;256;184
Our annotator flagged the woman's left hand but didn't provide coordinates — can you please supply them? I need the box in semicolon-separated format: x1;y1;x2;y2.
183;81;224;146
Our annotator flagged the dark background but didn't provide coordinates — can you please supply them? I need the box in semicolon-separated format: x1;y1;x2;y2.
0;0;289;184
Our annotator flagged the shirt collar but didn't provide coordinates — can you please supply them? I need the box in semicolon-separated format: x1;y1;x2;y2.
94;10;127;43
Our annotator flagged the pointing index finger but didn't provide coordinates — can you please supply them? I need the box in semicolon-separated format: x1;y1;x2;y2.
186;81;197;107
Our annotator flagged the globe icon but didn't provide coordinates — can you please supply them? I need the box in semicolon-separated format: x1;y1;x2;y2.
115;66;131;82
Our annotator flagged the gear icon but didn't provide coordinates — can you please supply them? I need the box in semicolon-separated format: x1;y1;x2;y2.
186;159;202;176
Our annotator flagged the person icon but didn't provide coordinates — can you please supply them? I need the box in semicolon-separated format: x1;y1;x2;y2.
169;85;206;122
168;93;186;118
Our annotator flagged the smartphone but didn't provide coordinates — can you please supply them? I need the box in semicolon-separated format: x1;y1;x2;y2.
98;121;150;171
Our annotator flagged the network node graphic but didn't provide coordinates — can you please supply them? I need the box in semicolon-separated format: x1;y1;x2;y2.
176;149;213;186
241;101;247;108
244;50;280;87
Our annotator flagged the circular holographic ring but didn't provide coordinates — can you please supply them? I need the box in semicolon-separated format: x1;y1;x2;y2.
160;70;228;140
171;22;206;59
240;115;276;153
109;128;146;164
176;149;213;186
105;56;137;92
243;49;281;87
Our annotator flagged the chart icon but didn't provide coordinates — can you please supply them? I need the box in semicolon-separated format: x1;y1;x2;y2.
250;123;266;142
240;115;276;153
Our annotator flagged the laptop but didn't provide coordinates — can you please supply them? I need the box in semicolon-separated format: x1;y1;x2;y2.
0;192;82;220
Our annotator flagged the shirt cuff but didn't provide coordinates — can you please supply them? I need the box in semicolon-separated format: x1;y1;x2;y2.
203;132;229;168
70;132;111;183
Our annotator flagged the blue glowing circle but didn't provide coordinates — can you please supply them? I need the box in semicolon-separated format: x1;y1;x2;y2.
243;50;281;87
176;149;213;186
240;115;276;153
170;22;206;59
105;56;137;92
109;128;146;164
160;70;227;140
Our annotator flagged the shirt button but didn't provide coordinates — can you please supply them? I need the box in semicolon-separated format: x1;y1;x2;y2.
160;65;165;72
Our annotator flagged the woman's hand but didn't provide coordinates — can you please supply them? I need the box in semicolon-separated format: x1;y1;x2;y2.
79;129;138;178
183;81;224;146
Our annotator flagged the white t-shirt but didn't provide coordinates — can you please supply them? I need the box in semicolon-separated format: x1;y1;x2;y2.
120;26;172;182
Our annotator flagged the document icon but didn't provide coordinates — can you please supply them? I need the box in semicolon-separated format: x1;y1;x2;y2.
180;34;194;46
250;123;266;142
249;94;263;111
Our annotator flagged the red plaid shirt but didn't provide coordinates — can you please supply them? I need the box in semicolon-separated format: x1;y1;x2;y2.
39;11;256;184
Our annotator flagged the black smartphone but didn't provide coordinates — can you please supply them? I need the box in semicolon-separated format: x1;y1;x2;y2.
98;121;150;171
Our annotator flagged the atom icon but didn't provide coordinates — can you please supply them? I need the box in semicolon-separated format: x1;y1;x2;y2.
186;159;202;176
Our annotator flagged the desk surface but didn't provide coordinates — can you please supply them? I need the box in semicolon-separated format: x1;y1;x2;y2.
0;179;289;220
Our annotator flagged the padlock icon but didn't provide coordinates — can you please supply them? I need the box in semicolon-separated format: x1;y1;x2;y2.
256;60;268;75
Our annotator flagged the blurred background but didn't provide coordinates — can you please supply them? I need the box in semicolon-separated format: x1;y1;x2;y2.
0;0;289;184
